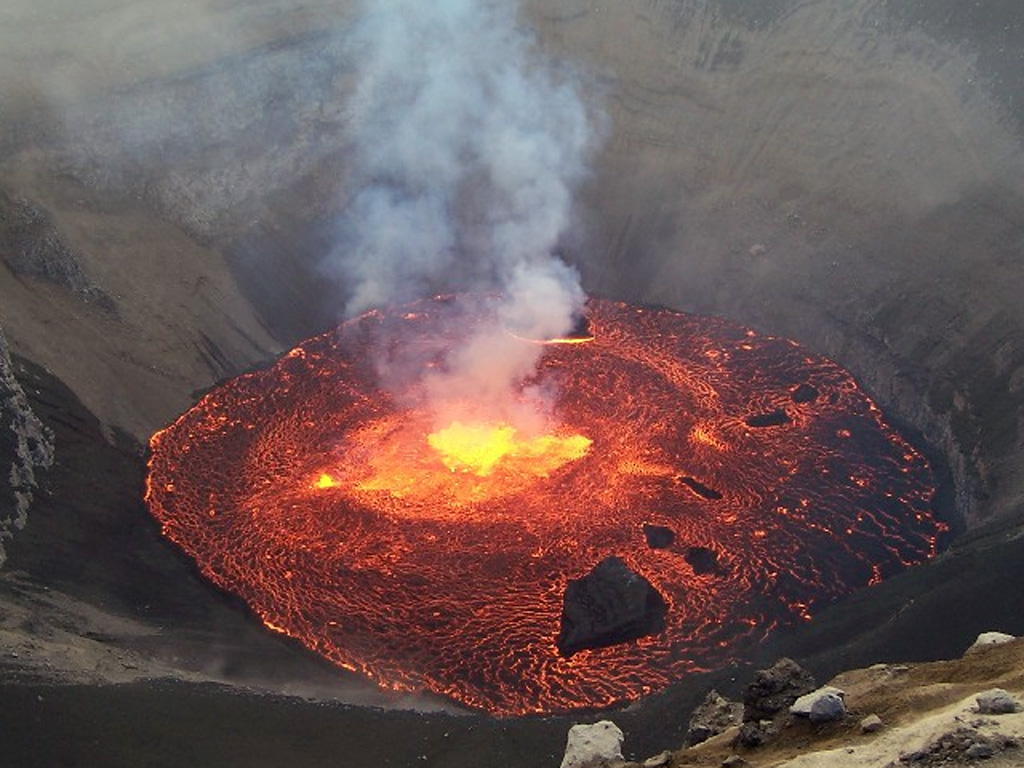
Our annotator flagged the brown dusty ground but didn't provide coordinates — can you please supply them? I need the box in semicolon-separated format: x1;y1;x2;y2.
657;639;1024;768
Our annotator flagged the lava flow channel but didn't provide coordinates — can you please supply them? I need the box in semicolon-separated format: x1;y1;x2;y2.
145;297;946;715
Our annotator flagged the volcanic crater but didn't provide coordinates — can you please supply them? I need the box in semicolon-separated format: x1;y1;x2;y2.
2;1;1024;766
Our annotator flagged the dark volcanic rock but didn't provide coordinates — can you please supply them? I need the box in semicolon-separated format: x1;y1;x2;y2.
791;383;819;404
557;556;667;657
642;523;675;549
685;546;723;576
808;691;846;723
742;658;816;723
976;688;1021;714
679;476;723;500
744;410;792;428
906;727;1020;765
736;721;772;749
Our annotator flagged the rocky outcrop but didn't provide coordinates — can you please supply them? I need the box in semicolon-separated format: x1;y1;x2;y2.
900;727;1021;765
670;640;1024;768
0;192;112;310
742;658;816;723
0;324;54;566
686;690;743;745
557;556;667;657
737;658;817;747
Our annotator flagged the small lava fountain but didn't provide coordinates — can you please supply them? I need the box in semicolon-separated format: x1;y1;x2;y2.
145;296;946;715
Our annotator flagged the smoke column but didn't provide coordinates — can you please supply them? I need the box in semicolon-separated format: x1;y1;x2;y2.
331;0;599;431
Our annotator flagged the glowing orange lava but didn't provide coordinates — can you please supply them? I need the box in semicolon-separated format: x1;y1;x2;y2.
427;421;591;477
145;297;946;715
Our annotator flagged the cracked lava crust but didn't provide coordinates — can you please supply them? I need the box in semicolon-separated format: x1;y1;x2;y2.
145;296;946;715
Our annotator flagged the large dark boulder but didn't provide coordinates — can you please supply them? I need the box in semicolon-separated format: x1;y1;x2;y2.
556;556;667;657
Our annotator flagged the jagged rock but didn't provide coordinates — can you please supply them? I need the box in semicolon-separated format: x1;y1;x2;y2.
742;658;816;722
687;689;743;745
860;713;884;733
557;556;667;657
965;742;995;759
641;750;671;768
721;756;749;767
969;631;1016;651
909;727;1015;763
0;325;55;567
735;721;773;749
790;686;846;723
559;721;624;768
976;688;1021;715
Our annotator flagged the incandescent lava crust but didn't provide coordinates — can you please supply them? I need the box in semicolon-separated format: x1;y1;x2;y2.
145;297;946;715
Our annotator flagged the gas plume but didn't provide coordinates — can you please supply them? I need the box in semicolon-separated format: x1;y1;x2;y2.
330;0;600;430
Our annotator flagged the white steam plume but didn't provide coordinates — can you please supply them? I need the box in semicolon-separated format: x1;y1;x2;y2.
330;0;599;430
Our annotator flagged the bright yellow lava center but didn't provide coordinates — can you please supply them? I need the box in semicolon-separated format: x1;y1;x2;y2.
427;421;592;477
312;417;593;511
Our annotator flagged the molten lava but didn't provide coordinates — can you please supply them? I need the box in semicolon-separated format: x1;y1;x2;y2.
427;421;591;477
145;297;946;715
